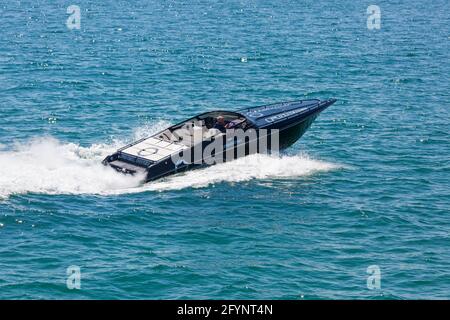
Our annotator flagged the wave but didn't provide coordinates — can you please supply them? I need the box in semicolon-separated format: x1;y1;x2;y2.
0;137;144;199
0;122;340;199
143;153;340;192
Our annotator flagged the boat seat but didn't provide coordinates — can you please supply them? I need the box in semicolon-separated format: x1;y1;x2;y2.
176;125;205;146
203;128;222;140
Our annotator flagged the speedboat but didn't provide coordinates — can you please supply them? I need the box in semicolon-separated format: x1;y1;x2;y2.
103;98;336;182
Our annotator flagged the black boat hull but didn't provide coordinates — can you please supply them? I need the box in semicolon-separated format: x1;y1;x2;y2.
103;98;336;182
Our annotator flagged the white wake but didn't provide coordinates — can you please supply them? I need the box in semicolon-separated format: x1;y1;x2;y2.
143;153;339;192
0;123;340;199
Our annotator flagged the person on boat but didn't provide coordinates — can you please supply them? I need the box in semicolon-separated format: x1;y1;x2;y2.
213;115;229;133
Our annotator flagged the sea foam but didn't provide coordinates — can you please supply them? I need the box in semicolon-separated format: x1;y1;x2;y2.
0;123;339;199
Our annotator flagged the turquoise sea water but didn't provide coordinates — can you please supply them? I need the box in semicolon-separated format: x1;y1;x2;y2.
0;0;449;299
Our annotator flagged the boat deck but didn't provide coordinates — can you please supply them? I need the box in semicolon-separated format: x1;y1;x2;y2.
121;137;187;162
